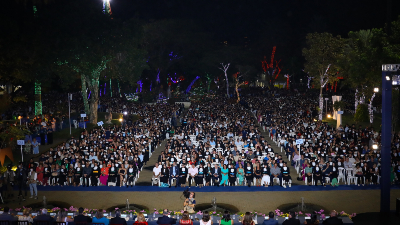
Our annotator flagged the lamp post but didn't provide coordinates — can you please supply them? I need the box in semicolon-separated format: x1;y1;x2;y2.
68;93;72;135
380;64;400;213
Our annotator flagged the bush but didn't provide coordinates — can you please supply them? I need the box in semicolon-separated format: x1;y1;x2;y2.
354;104;369;123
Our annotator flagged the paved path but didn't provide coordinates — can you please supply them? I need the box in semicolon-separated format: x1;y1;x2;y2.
136;109;185;186
251;110;302;186
136;140;167;186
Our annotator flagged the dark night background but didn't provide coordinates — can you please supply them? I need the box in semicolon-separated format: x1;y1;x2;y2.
2;0;400;90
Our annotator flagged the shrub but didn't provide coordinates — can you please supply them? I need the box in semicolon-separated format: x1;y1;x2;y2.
354;104;369;123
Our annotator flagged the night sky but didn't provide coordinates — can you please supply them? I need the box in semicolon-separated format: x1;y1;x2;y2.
106;0;400;70
111;0;399;42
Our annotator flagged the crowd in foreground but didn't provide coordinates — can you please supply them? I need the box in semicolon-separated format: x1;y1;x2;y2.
0;206;345;225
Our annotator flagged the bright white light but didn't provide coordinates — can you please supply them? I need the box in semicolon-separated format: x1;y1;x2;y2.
123;111;127;115
119;118;123;122
372;144;378;150
374;87;379;93
386;76;390;81
327;114;331;118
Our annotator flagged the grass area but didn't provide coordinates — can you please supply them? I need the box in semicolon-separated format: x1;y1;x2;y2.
322;113;382;131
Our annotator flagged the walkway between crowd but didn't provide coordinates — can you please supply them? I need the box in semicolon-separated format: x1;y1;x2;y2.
251;109;302;186
136;108;185;186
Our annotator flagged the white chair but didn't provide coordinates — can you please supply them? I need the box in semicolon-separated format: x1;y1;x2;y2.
338;168;346;183
273;177;280;185
346;168;356;185
305;176;314;185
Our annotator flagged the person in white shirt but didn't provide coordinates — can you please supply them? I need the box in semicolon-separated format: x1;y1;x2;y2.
28;168;38;199
152;162;161;185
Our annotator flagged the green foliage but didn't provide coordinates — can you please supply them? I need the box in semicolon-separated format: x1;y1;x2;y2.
354;104;369;123
0;122;31;150
339;29;384;99
303;33;344;93
333;101;346;111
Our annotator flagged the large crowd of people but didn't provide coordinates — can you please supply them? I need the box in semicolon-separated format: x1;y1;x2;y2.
152;90;400;189
2;88;400;200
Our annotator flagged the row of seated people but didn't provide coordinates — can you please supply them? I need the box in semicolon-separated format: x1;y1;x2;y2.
0;206;346;225
153;151;294;188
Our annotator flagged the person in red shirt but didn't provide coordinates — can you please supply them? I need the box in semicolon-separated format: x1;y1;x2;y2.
134;212;148;225
179;211;193;225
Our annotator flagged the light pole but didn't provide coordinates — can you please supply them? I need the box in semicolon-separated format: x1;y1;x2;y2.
381;64;400;213
68;93;72;135
324;98;329;116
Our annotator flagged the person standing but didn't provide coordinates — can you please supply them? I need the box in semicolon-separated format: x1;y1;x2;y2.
236;163;244;186
28;168;38;199
32;138;39;154
16;163;28;200
36;163;44;185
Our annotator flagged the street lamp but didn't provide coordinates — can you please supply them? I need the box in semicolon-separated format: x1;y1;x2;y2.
119;118;123;122
327;114;331;118
374;87;379;93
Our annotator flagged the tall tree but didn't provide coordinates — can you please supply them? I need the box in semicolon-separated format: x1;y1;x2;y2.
340;29;384;123
303;32;344;120
55;1;119;124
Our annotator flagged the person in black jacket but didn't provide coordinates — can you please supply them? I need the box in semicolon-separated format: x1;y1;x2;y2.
157;209;176;225
313;166;324;186
91;162;101;186
322;210;343;225
281;162;291;188
282;211;300;225
127;163;136;187
82;162;93;187
16;163;28;200
244;162;253;187
228;164;237;186
110;210;127;225
74;207;92;223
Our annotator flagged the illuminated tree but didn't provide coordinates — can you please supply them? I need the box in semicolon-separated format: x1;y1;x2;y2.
218;63;230;97
303;32;344;120
261;47;282;88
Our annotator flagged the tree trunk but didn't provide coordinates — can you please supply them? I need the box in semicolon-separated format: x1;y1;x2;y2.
235;80;240;103
319;86;323;121
87;77;99;124
355;88;359;112
225;73;229;98
369;93;376;124
81;75;90;115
